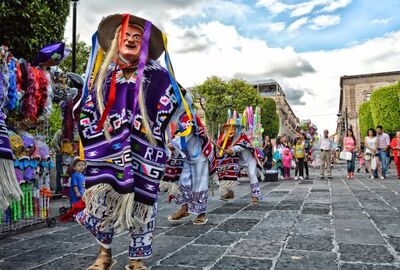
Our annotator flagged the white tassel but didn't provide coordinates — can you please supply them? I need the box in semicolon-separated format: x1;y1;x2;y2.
0;159;23;210
84;183;154;233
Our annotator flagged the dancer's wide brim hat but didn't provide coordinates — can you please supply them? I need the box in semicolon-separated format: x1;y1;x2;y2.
97;14;164;60
32;42;70;67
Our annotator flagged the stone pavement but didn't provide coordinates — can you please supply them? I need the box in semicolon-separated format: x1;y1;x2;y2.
1;163;400;270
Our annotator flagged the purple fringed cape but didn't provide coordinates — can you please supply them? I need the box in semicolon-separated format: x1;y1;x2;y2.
78;60;188;206
0;69;13;160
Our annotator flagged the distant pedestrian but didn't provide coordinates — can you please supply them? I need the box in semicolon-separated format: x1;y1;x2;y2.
364;128;382;179
343;129;356;179
319;130;336;179
376;125;391;178
293;137;305;180
262;135;273;170
274;136;284;178
356;142;367;174
390;131;400;179
282;148;292;180
51;129;63;194
300;132;310;179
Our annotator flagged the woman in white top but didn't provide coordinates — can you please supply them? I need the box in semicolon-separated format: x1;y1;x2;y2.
364;128;382;179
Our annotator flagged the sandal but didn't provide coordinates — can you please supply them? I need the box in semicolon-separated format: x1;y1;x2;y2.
167;205;189;222
193;214;208;225
86;247;116;270
220;190;234;201
251;196;260;205
125;259;148;270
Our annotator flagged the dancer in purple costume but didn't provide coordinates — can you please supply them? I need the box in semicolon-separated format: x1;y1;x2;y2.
76;14;191;270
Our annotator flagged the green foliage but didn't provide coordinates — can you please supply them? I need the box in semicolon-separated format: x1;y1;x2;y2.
370;82;400;136
358;101;374;138
0;0;70;61
59;39;91;74
191;76;279;139
49;104;62;139
191;76;233;138
261;98;279;138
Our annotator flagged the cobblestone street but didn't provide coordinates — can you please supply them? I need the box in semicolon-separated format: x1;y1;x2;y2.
1;164;400;270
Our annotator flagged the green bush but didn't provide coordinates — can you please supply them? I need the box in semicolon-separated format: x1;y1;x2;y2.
358;101;374;138
49;104;62;139
370;82;400;137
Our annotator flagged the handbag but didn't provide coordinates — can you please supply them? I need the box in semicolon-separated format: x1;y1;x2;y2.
340;151;352;161
364;153;371;161
371;157;377;170
291;160;296;169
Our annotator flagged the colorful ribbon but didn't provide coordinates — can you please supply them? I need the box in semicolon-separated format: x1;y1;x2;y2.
162;33;194;137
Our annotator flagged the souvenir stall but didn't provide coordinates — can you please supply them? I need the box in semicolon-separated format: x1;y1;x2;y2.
0;43;78;233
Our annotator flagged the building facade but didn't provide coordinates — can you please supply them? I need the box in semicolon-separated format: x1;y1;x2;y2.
338;71;400;141
251;80;300;138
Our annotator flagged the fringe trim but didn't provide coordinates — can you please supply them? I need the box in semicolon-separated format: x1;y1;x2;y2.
84;184;154;233
0;159;23;210
218;180;237;195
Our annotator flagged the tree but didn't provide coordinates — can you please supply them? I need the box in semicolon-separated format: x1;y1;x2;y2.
59;39;91;75
261;98;279;138
358;101;373;138
370;82;400;137
0;0;70;61
228;79;262;113
191;76;233;139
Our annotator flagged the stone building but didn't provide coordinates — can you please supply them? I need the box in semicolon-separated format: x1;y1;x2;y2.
338;71;400;141
251;79;299;138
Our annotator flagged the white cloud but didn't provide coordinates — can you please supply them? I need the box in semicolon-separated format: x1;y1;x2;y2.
287;17;309;32
371;17;394;25
290;1;321;17
318;0;352;13
260;22;286;32
257;0;352;17
309;15;341;30
256;0;290;14
166;21;315;86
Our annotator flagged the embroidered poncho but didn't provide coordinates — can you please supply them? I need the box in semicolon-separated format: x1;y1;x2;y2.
79;60;188;206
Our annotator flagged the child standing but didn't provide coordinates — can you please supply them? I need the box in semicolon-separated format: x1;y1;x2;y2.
68;157;86;205
357;143;368;174
282;148;292;180
294;137;305;180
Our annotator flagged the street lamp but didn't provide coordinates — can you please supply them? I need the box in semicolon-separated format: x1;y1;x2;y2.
71;0;79;73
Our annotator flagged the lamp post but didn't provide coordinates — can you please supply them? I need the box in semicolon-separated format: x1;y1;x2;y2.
71;0;79;73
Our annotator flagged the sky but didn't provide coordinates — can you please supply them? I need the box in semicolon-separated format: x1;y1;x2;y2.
64;0;400;133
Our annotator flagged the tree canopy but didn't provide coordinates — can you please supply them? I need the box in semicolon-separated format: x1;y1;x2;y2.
261;98;279;139
0;0;70;61
358;101;374;138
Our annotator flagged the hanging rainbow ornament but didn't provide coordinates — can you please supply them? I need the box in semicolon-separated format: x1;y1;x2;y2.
253;106;262;147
